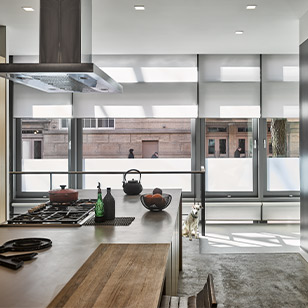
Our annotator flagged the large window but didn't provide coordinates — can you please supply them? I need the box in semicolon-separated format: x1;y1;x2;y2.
266;118;299;192
205;118;256;194
21;119;69;192
82;118;192;191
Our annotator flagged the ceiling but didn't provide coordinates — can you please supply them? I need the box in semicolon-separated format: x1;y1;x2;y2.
0;0;308;56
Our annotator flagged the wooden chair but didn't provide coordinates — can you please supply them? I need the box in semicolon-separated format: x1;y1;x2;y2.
160;274;217;308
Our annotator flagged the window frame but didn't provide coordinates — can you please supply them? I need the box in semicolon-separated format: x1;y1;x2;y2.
204;118;259;198
260;118;300;198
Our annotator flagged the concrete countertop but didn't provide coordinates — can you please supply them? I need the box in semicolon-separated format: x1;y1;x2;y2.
0;189;182;308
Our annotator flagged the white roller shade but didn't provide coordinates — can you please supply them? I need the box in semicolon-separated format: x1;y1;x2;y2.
199;83;260;118
262;55;299;118
73;83;198;118
14;84;72;118
262;83;299;118
199;55;260;118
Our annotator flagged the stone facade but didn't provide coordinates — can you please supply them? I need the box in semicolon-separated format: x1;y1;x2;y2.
21;118;299;159
22;119;192;159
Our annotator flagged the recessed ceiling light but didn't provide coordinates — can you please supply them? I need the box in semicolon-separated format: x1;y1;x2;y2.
134;5;145;11
246;5;257;10
235;31;244;35
22;7;35;12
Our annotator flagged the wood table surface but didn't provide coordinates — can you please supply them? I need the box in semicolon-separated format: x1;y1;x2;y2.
48;243;170;308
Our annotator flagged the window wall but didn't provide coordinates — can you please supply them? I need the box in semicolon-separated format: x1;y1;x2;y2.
11;54;300;201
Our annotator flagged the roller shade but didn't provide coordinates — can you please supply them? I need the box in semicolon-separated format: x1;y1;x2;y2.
13;84;72;118
199;55;260;118
261;55;299;118
199;83;260;118
73;83;198;118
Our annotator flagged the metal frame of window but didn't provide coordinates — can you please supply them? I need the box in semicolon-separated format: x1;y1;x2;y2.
204;118;259;198
259;118;300;198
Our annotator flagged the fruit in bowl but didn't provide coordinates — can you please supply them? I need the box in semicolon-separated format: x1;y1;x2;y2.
140;193;172;211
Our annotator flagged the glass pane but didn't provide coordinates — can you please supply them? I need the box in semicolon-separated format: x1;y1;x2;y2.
205;118;253;192
208;139;215;155
101;119;108;127
219;139;226;155
21;119;69;192
34;141;42;159
83;118;192;191
84;119;90;128
90;119;96;128
97;119;103;127
61;119;68;128
109;119;115;128
267;118;299;191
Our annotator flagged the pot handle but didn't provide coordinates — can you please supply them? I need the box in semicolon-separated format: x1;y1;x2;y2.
123;169;142;183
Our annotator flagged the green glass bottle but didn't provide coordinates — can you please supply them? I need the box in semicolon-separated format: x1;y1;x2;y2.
95;182;105;223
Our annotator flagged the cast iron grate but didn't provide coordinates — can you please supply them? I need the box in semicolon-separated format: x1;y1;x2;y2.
84;217;135;226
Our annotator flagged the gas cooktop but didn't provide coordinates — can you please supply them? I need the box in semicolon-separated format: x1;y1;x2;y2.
6;199;96;227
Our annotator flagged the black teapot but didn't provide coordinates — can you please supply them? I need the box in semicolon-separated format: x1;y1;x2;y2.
122;169;143;195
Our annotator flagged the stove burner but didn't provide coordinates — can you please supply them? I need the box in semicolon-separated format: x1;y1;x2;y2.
0;238;52;253
8;199;96;225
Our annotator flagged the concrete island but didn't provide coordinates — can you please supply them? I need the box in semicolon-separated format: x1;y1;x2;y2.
0;189;182;308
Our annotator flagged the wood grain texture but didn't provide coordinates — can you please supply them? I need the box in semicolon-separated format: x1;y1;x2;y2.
48;244;170;308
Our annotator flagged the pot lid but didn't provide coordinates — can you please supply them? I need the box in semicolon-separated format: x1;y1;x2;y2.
49;185;77;194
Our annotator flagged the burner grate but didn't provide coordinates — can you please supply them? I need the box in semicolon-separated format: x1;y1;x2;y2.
84;217;135;226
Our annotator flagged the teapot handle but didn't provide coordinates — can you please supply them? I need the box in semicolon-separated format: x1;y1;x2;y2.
123;169;142;183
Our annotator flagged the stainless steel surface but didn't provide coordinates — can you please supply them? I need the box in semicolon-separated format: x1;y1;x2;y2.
0;189;181;307
0;63;122;93
0;0;122;93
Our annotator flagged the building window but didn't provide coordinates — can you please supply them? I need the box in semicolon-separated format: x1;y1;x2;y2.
83;118;115;129
60;118;115;129
60;119;69;129
208;127;227;133
238;127;251;133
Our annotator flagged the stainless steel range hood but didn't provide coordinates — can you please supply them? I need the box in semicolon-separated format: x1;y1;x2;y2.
0;0;123;93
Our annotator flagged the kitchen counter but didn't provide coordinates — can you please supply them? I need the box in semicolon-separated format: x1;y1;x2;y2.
0;189;182;308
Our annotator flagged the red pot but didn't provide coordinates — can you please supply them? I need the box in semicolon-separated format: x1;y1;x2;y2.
49;185;78;203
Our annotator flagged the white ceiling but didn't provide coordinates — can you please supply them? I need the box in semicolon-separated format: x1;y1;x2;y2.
0;0;308;56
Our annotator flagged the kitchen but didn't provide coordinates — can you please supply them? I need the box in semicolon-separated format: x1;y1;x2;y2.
1;0;308;307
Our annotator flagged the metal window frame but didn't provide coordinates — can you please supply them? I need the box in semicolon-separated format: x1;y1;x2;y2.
204;118;259;198
260;117;300;198
14;116;72;199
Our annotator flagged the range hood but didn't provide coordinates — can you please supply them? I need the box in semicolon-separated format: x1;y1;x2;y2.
0;0;123;94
